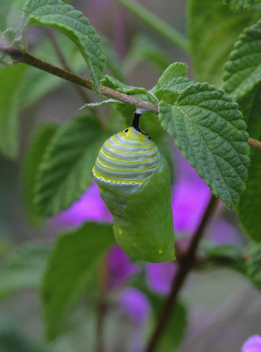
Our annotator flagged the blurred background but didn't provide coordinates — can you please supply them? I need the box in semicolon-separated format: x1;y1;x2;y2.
0;0;261;351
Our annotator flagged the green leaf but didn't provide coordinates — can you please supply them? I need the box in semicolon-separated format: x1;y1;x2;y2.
224;0;261;12
223;20;261;100
34;115;108;217
42;222;115;340
22;123;58;226
188;0;261;87
124;34;172;73
0;244;51;301
155;77;194;103
158;82;250;209
101;75;158;104
0;64;27;159
246;243;261;288
236;88;261;241
21;0;106;93
156;62;188;89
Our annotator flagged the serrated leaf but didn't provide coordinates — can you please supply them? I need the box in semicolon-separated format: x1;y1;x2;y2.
22;123;58;226
42;222;115;340
224;0;261;12
101;75;158;104
236;88;261;241
156;62;188;89
188;0;261;87
0;244;51;301
223;20;261;100
21;0;106;93
80;98;122;110
34;115;108;217
158;82;250;209
124;34;172;73
155;77;194;103
0;64;27;159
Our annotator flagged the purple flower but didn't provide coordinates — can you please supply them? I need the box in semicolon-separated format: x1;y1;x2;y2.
172;150;211;234
107;245;140;290
172;181;210;233
118;287;151;325
208;219;240;245
242;335;261;352
52;183;112;229
146;262;177;295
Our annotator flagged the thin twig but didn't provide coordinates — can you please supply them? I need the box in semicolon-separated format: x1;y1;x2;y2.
1;44;261;151
0;45;158;113
248;138;261;151
145;195;218;352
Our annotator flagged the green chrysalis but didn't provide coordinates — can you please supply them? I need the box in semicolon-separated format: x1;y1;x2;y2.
93;114;175;262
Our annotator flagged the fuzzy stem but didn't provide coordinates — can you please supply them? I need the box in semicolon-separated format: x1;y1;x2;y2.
1;44;261;151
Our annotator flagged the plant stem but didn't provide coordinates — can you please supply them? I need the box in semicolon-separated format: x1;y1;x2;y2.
145;194;218;352
1;44;261;151
0;45;158;114
45;29;93;105
113;0;189;53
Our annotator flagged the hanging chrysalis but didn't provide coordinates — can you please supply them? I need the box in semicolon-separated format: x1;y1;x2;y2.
93;113;175;263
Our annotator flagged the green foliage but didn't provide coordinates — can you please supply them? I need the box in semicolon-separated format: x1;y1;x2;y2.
0;244;51;302
0;329;45;352
124;34;172;73
205;244;246;273
224;0;261;12
158;82;250;209
0;1;13;31
21;0;106;92
101;75;158;104
156;301;187;351
236;89;261;241
41;222;114;340
22;123;58;226
156;62;188;89
223;20;261;100
246;244;261;288
153;63;193;103
147;293;187;352
101;37;125;82
34;115;109;217
0;64;27;159
21;35;86;108
188;0;261;87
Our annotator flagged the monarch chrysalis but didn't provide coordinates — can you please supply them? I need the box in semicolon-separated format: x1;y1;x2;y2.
93;113;175;262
